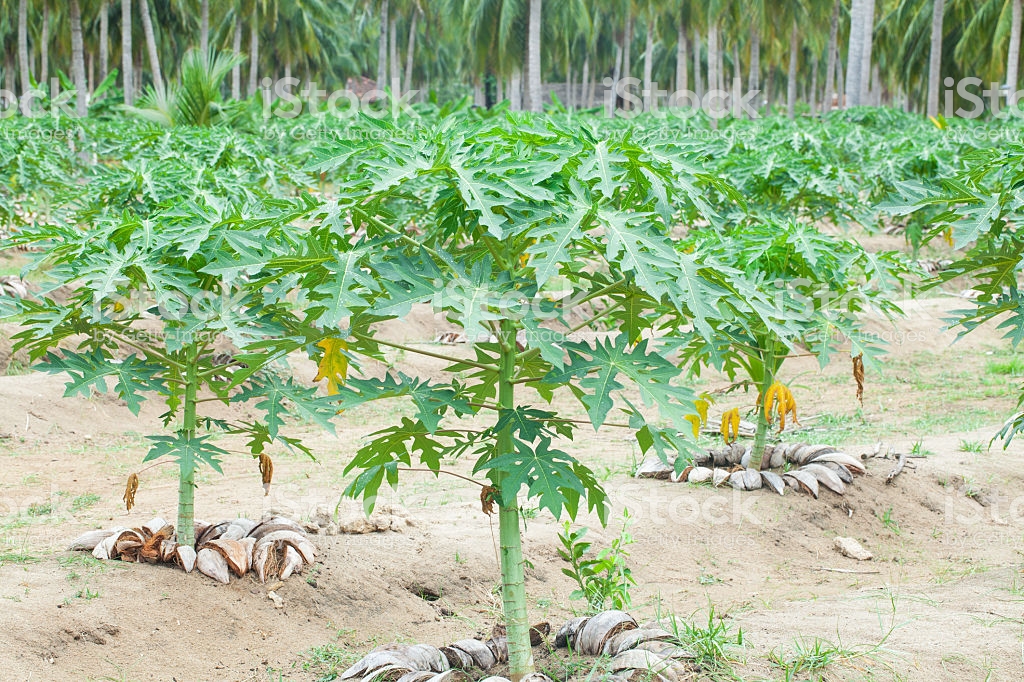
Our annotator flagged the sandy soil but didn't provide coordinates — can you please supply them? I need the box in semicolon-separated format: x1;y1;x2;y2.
2;286;1024;681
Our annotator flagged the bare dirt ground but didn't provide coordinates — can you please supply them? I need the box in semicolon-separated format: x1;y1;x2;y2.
2;265;1024;680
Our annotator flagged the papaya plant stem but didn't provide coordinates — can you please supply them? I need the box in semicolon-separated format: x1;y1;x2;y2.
749;363;774;470
494;320;534;682
750;401;771;470
177;343;199;548
351;333;498;371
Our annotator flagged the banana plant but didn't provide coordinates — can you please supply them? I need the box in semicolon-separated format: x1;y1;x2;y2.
242;114;735;681
5;194;333;547
668;216;911;465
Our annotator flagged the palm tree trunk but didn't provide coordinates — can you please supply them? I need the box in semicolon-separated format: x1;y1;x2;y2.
581;53;590;107
70;0;87;117
200;0;209;53
510;68;522;110
731;42;740;116
377;0;389;88
693;27;702;98
496;76;504;103
525;0;542;112
859;0;875;105
1009;0;1022;104
18;0;31;94
139;0;162;94
404;9;418;97
389;15;399;94
567;61;575;109
926;0;945;118
676;18;688;93
809;53;818;116
748;25;760;93
609;40;622;113
4;56;13;96
40;1;50;85
231;15;241;99
718;37;724;94
871;62;881;105
845;0;864;107
121;0;133;105
786;20;798;119
248;8;259;96
707;18;718;101
623;1;633;93
837;54;845;106
643;13;654;111
99;1;108;81
824;0;839;112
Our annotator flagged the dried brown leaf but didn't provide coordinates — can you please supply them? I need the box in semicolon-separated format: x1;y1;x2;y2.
852;353;865;404
480;486;498;515
123;473;139;512
259;453;274;496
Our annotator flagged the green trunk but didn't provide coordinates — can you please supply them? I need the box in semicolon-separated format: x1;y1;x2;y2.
748;406;771;470
177;344;199;548
747;372;773;470
495;321;534;681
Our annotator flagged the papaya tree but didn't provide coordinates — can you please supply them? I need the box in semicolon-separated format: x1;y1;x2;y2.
886;143;1024;445
6;193;333;547
668;216;911;466
244;115;736;680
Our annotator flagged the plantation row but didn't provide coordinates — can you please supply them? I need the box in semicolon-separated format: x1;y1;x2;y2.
1;107;1023;678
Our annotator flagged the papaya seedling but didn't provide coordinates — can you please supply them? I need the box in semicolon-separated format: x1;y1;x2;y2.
251;115;735;680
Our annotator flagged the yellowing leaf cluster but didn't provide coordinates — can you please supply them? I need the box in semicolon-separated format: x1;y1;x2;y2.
720;407;741;443
764;382;798;432
683;395;712;438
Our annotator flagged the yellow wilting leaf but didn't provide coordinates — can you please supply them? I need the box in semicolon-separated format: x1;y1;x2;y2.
943;227;954;247
763;381;798;433
685;395;713;439
684;415;702;439
314;338;349;395
695;396;711;425
784;385;798;427
721;407;741;444
763;383;780;421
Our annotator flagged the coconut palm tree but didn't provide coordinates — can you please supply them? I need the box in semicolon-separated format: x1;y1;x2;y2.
70;0;87;116
121;0;133;104
139;0;163;94
927;0;945;117
525;0;541;110
17;0;30;94
200;0;209;52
